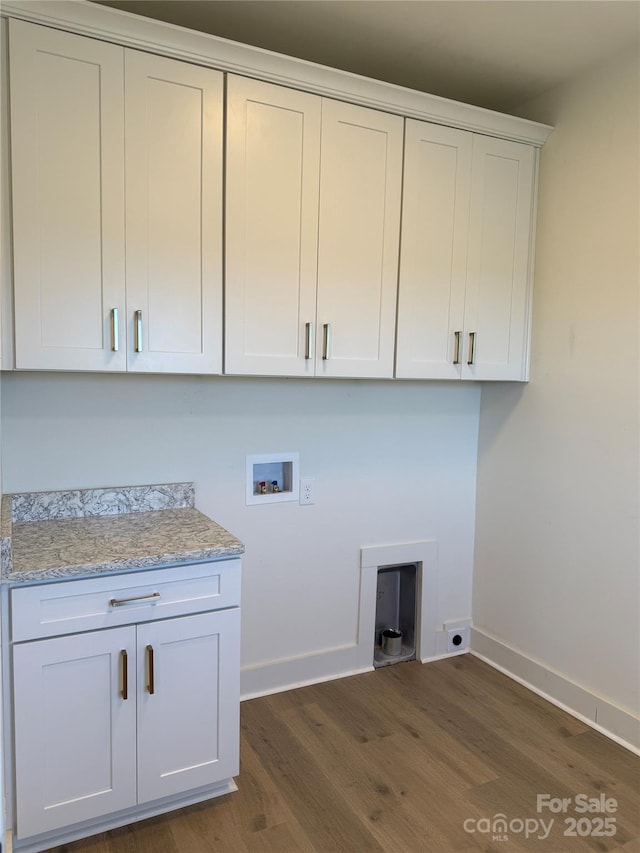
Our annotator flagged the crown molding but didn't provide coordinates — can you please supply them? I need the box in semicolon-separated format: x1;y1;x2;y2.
0;0;553;145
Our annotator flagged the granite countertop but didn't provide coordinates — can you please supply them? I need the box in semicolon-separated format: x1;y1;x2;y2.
1;483;244;584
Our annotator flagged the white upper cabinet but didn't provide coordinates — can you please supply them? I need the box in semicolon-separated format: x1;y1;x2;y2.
396;121;472;379
8;22;223;374
225;76;321;376
225;77;403;378
9;19;126;371
316;100;403;378
6;12;545;382
125;51;223;374
396;122;536;381
462;136;536;381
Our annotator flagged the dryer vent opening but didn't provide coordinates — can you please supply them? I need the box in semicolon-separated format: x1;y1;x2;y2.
374;563;417;667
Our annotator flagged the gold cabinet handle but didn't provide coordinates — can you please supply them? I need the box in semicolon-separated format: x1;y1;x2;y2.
304;322;314;360
120;649;128;700
467;331;476;365
322;323;331;360
147;644;155;695
134;309;143;353
111;308;119;352
453;331;461;365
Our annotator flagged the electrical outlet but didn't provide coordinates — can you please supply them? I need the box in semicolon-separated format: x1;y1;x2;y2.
299;478;315;505
446;626;470;653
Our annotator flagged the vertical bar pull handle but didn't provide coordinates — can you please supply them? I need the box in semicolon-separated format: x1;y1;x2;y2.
453;331;461;365
304;322;314;360
111;308;119;352
322;323;331;360
134;310;143;353
147;644;155;695
120;649;128;700
468;332;476;365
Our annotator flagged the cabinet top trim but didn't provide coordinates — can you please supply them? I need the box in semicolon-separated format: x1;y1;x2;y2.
1;0;553;146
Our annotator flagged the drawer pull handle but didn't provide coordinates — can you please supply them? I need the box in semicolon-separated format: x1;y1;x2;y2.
468;331;476;365
111;308;119;352
134;309;143;353
147;645;155;695
304;322;314;360
322;323;331;360
120;649;128;700
453;330;461;365
109;591;161;607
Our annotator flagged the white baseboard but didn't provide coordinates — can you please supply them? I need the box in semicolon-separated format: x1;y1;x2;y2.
240;643;372;701
420;649;468;663
471;627;640;755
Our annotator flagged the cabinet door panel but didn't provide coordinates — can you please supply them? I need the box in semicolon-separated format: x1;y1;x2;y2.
316;100;403;378
396;121;471;379
9;20;126;371
13;627;136;838
226;76;321;376
125;50;223;374
463;136;535;380
136;609;240;803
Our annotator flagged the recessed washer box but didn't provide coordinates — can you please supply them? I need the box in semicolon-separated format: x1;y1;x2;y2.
246;453;299;505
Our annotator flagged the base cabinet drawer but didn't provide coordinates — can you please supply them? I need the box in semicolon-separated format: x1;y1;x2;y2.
11;559;241;641
13;609;240;840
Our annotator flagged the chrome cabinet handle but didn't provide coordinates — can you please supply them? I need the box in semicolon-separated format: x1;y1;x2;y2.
147;645;155;695
109;591;160;607
453;331;461;365
304;322;314;360
322;323;331;360
134;310;143;352
120;649;128;700
111;308;119;352
468;332;476;365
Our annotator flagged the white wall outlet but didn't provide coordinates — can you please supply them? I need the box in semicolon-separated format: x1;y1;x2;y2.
299;478;315;505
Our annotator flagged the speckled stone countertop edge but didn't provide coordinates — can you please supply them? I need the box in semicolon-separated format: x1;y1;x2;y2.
3;544;245;584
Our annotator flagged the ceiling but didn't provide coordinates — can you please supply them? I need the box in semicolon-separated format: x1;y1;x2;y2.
93;0;639;112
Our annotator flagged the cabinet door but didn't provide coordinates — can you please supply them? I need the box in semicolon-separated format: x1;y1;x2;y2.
396;120;472;379
125;50;223;374
462;136;536;381
136;609;240;804
9;20;126;371
225;76;321;376
13;627;136;838
316;100;403;378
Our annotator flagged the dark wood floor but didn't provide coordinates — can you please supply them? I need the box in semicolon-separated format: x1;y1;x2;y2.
51;655;639;852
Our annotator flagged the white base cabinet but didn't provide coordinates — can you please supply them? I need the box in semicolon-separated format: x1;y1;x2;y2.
136;610;240;805
13;627;137;838
8;561;240;849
